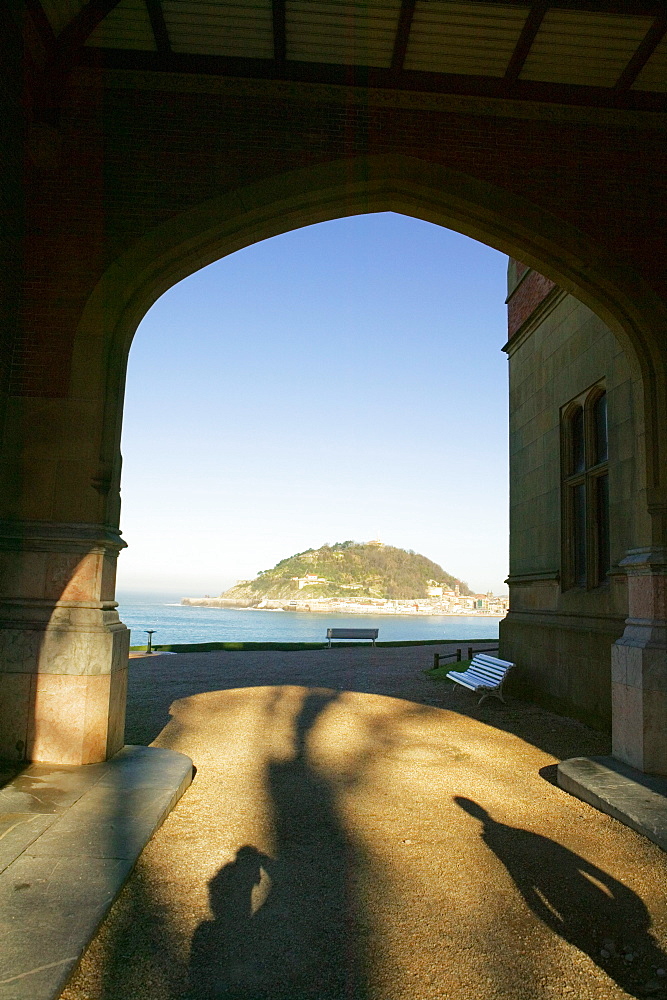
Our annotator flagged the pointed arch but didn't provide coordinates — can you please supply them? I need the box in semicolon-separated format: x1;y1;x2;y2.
71;153;667;530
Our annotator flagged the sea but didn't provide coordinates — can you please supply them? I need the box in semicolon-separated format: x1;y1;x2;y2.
117;592;502;646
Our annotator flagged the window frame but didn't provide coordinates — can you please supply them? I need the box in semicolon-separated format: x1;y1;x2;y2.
561;384;609;591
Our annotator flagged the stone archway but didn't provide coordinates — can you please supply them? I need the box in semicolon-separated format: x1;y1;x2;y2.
2;153;666;771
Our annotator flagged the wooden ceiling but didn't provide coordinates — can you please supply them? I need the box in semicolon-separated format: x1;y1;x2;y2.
28;1;667;110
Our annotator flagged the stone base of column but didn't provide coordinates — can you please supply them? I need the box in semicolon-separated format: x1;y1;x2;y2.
0;521;129;765
611;548;667;776
0;627;129;764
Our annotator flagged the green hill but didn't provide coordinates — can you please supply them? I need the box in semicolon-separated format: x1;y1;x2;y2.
221;541;471;601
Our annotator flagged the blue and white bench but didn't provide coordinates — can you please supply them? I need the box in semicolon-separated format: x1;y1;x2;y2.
326;628;379;648
447;653;514;705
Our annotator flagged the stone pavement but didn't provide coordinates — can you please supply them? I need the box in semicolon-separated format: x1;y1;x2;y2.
558;756;667;853
0;746;192;1000
55;643;667;1000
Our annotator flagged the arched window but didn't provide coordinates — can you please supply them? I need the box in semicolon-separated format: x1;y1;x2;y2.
562;387;610;589
571;405;585;475
592;391;609;582
593;391;608;464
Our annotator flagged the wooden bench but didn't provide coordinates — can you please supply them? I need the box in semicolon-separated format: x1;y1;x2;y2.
446;653;514;705
326;628;379;648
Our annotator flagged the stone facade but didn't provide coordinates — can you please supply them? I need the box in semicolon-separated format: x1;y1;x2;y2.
500;262;651;733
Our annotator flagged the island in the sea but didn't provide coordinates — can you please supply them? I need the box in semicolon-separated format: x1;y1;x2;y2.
182;540;509;616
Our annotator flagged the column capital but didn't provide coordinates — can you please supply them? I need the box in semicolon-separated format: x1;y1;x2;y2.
0;520;126;554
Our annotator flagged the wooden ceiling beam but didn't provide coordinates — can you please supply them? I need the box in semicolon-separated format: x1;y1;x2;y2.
55;0;124;62
25;0;57;53
273;0;286;70
549;0;663;12
504;2;548;85
28;0;123;124
615;13;667;92
37;0;667;72
76;47;667;112
419;0;665;13
145;0;171;56
391;0;416;74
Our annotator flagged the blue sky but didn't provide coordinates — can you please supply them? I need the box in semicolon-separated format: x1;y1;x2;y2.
118;212;510;596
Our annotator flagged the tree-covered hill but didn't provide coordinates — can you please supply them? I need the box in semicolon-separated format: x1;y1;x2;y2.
221;541;471;600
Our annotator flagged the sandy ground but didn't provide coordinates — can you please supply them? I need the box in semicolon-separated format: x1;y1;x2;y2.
60;643;667;1000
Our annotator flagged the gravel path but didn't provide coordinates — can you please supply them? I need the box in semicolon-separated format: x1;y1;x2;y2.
61;643;667;1000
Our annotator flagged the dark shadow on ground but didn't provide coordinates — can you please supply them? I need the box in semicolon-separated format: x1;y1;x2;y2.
538;763;559;786
188;690;368;1000
0;761;22;790
455;796;667;999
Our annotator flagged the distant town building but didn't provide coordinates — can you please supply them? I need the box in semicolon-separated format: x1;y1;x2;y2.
292;574;329;590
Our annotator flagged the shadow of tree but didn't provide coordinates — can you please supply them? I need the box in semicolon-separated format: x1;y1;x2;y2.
187;690;368;1000
126;643;610;767
455;796;667;998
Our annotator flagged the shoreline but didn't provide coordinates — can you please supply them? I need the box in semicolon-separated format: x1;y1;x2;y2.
182;597;505;618
129;637;501;652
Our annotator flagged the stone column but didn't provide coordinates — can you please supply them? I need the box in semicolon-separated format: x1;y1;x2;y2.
612;548;667;775
0;520;129;765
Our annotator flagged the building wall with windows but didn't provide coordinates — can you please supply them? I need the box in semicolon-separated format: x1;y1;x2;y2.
500;261;645;729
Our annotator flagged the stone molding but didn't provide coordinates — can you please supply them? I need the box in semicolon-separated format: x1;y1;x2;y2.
0;520;126;554
0;612;128;635
619;621;667;641
507;567;626;585
504;608;626;631
618;547;667;575
506;571;560;583
0;598;119;609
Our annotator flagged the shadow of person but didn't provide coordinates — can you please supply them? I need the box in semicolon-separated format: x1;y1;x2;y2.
189;845;276;999
454;796;667;998
188;690;368;1000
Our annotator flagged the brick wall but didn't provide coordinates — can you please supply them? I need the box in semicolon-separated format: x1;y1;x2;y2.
507;270;556;339
0;10;25;403
11;68;667;397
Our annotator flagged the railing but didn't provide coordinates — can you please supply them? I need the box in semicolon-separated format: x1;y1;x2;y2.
433;645;500;670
